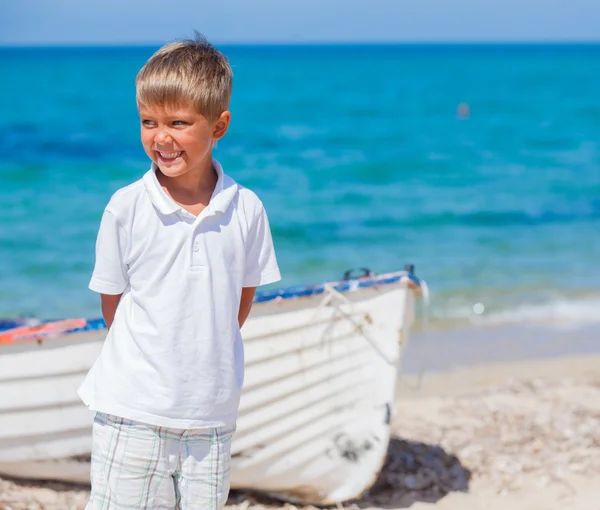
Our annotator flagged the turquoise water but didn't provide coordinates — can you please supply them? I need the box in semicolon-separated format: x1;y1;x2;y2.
1;45;599;326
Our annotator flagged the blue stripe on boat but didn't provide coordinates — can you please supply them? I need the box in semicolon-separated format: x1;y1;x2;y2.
0;270;419;335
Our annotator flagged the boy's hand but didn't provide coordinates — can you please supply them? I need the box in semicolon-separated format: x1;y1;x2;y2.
238;287;256;328
101;293;123;330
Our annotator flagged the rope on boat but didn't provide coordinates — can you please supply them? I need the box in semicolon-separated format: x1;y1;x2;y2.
416;279;431;388
316;283;398;366
397;278;431;391
420;279;430;329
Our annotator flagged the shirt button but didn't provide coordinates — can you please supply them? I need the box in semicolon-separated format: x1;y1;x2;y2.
193;245;199;252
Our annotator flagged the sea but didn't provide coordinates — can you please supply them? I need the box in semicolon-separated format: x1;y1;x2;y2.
1;44;599;334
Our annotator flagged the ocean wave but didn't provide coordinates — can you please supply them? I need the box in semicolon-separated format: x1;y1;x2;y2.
430;296;600;329
483;298;600;327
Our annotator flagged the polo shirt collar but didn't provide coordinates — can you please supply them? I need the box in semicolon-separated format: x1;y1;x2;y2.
143;159;238;216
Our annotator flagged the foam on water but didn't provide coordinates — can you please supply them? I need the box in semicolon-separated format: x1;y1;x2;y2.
481;297;600;328
425;295;600;330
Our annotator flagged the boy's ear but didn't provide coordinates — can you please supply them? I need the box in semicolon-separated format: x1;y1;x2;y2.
213;111;231;141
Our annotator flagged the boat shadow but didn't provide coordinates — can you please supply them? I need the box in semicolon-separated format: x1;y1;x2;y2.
230;435;471;509
352;435;471;508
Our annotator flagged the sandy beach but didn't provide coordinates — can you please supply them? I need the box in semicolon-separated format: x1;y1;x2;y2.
2;351;599;510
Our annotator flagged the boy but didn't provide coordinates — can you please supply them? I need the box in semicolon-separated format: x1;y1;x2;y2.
78;34;281;509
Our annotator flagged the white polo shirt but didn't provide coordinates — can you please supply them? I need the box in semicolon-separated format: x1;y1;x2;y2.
78;160;281;428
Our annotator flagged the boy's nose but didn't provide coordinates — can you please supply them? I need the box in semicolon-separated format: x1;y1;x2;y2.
155;130;173;144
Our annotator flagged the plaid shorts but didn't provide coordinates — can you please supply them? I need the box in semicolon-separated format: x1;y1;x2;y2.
86;412;236;510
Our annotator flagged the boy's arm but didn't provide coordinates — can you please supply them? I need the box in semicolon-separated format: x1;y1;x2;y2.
101;293;123;330
90;209;129;330
238;287;256;328
241;202;281;328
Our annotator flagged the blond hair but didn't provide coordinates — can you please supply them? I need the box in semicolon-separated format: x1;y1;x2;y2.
136;33;232;121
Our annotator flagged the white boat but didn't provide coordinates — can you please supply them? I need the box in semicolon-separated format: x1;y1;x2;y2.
0;268;424;505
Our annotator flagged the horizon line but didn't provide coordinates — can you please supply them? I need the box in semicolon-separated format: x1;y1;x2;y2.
1;40;600;49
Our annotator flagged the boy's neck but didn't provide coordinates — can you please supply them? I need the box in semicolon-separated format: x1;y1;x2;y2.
156;154;218;209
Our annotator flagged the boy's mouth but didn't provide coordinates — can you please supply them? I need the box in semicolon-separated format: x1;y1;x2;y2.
156;151;183;162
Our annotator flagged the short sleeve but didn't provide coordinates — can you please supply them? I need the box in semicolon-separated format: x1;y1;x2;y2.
243;205;281;287
89;210;129;295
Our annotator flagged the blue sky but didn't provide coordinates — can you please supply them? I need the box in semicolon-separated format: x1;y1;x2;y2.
1;0;599;45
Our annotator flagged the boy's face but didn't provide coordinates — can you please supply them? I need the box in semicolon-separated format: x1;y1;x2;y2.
139;102;230;179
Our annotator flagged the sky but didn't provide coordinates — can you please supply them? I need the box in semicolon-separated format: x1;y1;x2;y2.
1;0;600;46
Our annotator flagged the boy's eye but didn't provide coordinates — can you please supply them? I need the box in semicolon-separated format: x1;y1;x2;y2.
142;119;156;126
173;120;187;126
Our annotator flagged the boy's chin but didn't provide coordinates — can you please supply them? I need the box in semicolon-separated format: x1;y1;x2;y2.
155;161;187;178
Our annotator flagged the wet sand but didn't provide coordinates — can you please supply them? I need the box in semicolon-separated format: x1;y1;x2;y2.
403;320;600;375
2;350;599;510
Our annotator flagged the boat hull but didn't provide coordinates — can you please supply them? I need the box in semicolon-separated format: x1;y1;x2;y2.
0;273;419;504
